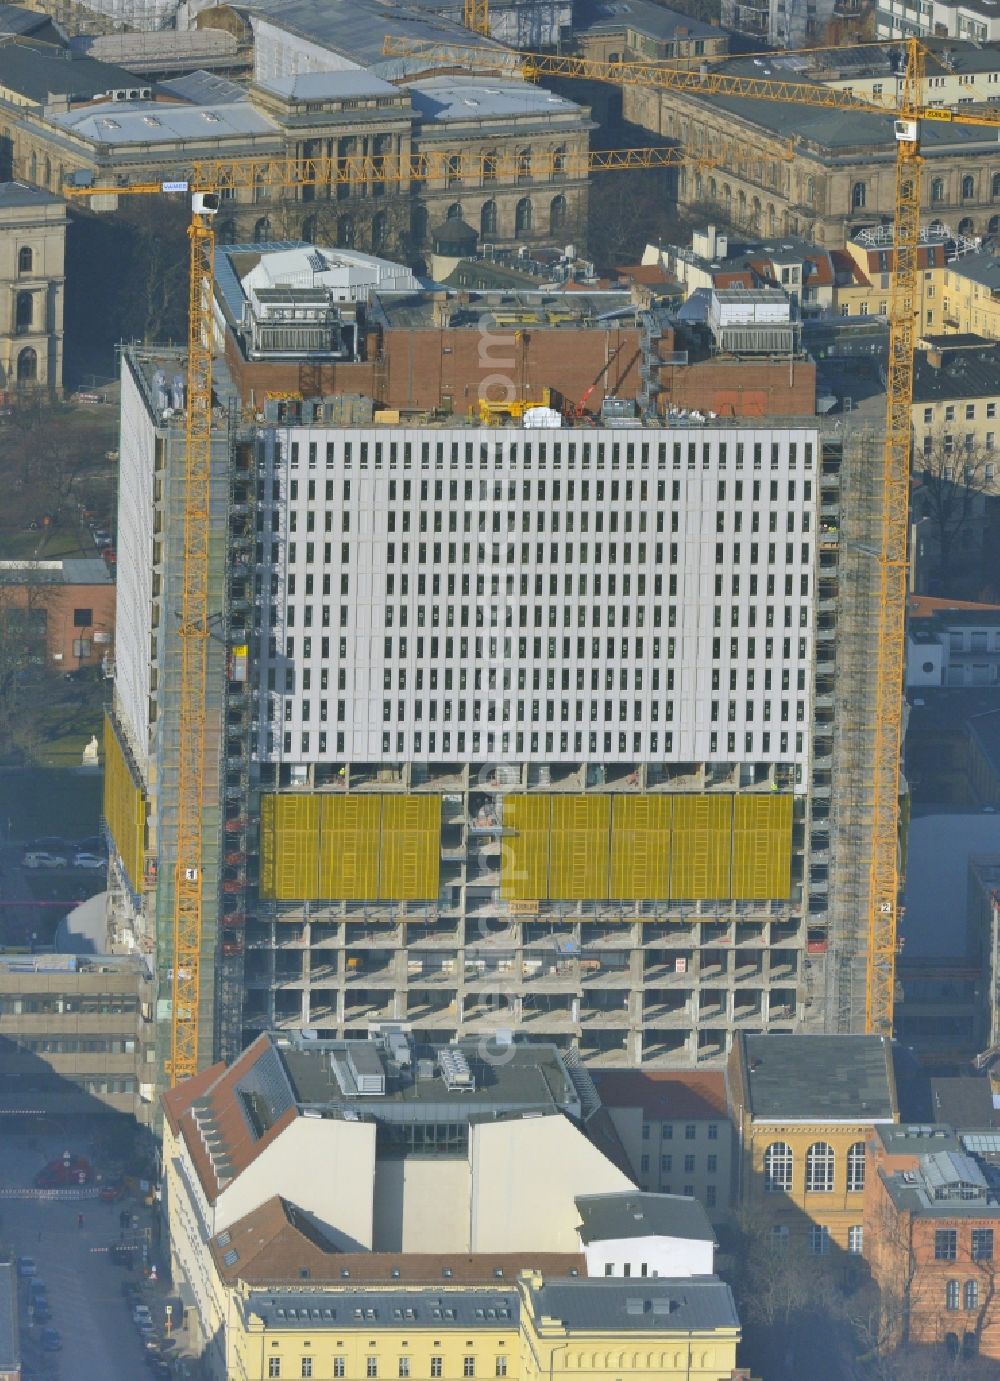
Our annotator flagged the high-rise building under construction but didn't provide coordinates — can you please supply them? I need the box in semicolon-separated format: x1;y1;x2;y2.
104;318;880;1100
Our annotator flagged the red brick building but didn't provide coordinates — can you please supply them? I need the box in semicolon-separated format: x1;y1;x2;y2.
0;557;114;670
865;1124;1000;1362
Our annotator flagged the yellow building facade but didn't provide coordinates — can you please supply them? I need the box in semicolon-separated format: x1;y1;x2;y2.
227;1273;742;1381
727;1033;898;1253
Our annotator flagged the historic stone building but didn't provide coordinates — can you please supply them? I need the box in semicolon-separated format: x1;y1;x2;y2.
624;65;1000;248
0;181;65;392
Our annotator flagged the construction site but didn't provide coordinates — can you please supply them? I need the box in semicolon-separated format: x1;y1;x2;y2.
75;24;967;1117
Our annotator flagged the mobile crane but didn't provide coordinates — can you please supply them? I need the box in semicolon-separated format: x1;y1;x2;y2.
65;139;720;1085
382;33;1000;1037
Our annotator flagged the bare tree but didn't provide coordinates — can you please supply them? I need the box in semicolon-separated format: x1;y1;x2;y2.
913;435;994;592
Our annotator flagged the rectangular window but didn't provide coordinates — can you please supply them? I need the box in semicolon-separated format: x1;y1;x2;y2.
685;1124;696;1140
334;1362;345;1378
848;1226;864;1255
707;1124;718;1141
809;1225;830;1256
302;1362;313;1380
684;1154;695;1173
431;1362;443;1378
496;1361;507;1378
269;1363;282;1380
972;1229;994;1261
935;1229;957;1261
368;1360;378;1378
464;1359;476;1378
399;1361;410;1378
73;607;93;627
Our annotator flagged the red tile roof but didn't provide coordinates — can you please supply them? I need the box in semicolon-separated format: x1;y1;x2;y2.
592;1070;728;1121
209;1196;585;1286
161;1035;298;1204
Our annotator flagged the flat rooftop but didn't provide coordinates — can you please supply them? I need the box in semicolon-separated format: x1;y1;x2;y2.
576;1192;715;1245
740;1033;897;1122
0;557;113;585
523;1275;739;1333
369;289;637;332
277;1035;580;1121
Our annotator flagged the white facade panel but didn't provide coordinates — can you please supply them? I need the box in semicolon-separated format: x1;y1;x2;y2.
115;363;156;767
253;424;821;772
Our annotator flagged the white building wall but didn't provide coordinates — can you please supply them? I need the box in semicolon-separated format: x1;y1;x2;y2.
582;1232;715;1280
214;1118;377;1244
115;361;157;766
255;424;820;769
251;19;361;85
469;1115;634;1252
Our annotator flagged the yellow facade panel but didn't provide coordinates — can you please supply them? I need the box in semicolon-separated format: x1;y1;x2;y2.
501;795;550;900
733;793;793;899
550;796;611;900
102;714;146;893
260;793;277;898
670;795;733;900
271;795;321;900
610;795;672;900
380;795;441;900
318;795;381;900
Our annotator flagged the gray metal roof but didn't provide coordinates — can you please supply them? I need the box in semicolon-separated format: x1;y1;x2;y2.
0;556;112;585
523;1276;739;1334
0;1262;18;1372
939;252;1000;293
913;344;1000;403
259;70;400;101
246;1287;520;1329
244;0;498;71
50;99;277;146
574;0;719;41
159;70;248;105
922;1148;988;1195
576;1192;715;1245
0;43;143;104
741;1034;897;1121
0;178;61;207
277;1035;580;1123
0;3;54;34
408;76;582;123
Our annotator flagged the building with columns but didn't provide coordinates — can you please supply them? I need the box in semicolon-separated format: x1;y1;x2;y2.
0;181;65;393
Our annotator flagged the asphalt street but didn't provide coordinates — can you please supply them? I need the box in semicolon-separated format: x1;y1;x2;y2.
0;1131;156;1380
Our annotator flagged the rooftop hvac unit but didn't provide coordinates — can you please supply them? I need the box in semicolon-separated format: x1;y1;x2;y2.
346;1043;385;1095
438;1047;476;1092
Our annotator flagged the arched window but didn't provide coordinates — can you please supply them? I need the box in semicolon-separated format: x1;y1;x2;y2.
253;216;271;244
931;177;945;204
959;217;974;236
553;146;567;177
946;1280;960;1311
17;246;31;274
372;210;387;253
751;196;761;231
962;174;975;200
15;291;32;333
763;1141;793;1192
805;1141;835;1192
852;181;866;210
337;215;354;248
929;218;944;233
993;173;1000;199
16;346;36;382
42;155;50;189
708;177;717;199
252;172;269;205
847;1141;866;1192
29;150;36;184
480;200;497;238
550;194;566;234
216;220;236;245
723;184;731;209
483;150;498;182
767;204;776;236
515;197;532;238
608;50;620;63
964;1279;979;1310
302;215;317;244
989;216;1000;236
516;147;531;183
446;202;462;221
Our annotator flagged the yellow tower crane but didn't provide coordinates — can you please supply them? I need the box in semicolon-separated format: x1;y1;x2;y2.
383;32;1000;1037
463;0;490;37
65;139;717;1085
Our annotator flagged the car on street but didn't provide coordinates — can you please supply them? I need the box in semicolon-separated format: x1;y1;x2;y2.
17;1257;37;1277
40;1328;62;1351
22;852;67;869
31;1300;51;1324
147;1360;171;1379
72;852;106;870
133;1304;152;1326
28;1279;47;1302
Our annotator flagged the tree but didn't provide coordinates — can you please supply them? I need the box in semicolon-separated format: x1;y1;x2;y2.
913;436;994;594
0;582;47;761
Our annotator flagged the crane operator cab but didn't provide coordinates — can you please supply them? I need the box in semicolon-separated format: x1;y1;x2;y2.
192;192;221;216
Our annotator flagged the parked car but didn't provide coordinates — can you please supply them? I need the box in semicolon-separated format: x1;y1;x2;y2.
72;852;106;870
31;1300;51;1324
133;1304;153;1326
16;1257;36;1278
100;1179;125;1202
147;1360;171;1379
22;852;67;870
40;1328;62;1351
28;1279;46;1301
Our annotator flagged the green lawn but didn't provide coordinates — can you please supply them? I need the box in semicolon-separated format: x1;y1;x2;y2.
0;527;93;561
0;770;103;842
